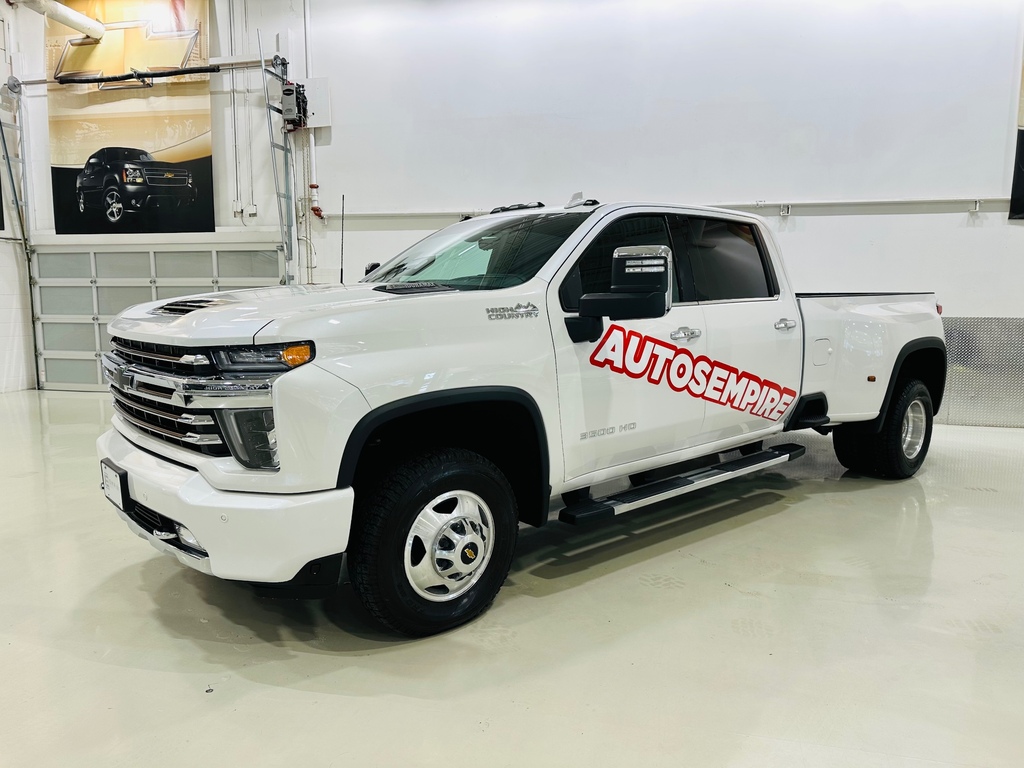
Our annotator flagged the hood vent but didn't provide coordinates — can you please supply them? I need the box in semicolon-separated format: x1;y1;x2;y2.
151;297;226;316
372;282;458;295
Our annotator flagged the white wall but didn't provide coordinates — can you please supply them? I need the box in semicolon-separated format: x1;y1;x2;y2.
309;0;1021;210
295;0;1024;316
0;238;35;393
4;0;1024;393
0;10;36;393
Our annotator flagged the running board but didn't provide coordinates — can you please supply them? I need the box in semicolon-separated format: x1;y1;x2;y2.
558;443;806;525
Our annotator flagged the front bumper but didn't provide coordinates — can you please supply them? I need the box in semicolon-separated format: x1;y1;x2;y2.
121;183;196;210
97;428;354;583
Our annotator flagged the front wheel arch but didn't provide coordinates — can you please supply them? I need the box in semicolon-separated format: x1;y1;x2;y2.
340;387;551;527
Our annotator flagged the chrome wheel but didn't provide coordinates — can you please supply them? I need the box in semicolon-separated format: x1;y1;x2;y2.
404;490;493;602
104;189;124;222
901;398;927;460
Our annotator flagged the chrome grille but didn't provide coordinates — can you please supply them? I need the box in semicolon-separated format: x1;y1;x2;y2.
110;336;217;376
143;169;188;186
111;386;230;457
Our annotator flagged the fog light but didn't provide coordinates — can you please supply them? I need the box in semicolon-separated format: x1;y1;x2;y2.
217;408;279;469
175;524;206;553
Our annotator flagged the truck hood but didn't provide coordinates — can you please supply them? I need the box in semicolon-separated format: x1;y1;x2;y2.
108;284;393;346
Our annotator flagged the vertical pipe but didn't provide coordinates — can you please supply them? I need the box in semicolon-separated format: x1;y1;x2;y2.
243;0;256;213
302;0;320;278
228;0;241;217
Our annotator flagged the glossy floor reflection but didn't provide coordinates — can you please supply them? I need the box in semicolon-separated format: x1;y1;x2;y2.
1;390;1022;767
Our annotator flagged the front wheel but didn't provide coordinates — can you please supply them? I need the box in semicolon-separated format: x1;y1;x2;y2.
350;448;519;636
103;186;124;223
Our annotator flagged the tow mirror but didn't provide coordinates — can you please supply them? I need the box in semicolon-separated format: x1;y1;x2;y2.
578;245;672;321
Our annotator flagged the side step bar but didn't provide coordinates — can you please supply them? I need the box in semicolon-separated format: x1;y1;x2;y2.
558;443;806;525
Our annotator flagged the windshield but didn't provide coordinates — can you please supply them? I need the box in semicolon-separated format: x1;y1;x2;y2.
362;212;590;291
111;148;155;163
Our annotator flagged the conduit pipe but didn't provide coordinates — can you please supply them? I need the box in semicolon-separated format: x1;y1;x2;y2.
20;0;105;40
303;0;321;220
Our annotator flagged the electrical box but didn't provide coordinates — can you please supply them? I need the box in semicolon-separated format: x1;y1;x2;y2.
299;77;332;129
281;82;308;129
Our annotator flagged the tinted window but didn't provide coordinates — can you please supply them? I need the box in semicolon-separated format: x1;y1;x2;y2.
559;215;673;311
108;148;156;163
679;218;773;301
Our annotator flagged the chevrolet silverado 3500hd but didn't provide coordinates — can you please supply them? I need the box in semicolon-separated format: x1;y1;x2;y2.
97;201;946;635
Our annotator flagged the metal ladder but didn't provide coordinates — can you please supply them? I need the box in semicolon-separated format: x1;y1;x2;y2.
0;78;30;264
257;32;295;285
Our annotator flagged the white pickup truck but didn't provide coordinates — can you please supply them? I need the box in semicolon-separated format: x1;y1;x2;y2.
97;200;947;635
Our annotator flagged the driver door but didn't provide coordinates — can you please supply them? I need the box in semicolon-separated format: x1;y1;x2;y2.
549;211;708;482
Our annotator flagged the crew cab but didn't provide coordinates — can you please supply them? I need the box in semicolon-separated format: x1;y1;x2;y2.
96;200;947;635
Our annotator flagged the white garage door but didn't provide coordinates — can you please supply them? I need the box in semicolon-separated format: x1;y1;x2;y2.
31;243;283;390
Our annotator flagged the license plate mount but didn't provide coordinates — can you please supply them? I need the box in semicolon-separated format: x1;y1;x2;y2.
100;458;130;511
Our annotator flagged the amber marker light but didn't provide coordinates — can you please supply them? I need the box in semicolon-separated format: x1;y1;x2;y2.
282;343;313;367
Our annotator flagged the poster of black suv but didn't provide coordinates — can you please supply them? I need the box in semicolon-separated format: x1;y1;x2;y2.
52;147;213;234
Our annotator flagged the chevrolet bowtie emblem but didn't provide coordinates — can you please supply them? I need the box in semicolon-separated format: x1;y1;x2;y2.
164;173;174;178
54;20;200;90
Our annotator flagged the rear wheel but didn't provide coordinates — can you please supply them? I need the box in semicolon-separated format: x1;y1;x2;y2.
350;448;518;636
833;379;933;479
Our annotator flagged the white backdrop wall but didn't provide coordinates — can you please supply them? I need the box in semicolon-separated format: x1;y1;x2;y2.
1;10;35;392
298;0;1024;316
4;0;1024;393
310;0;1020;209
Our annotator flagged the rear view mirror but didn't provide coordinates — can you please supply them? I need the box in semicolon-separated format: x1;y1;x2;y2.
364;262;381;276
578;245;673;321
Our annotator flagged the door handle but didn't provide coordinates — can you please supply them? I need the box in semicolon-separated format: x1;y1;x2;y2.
774;318;797;331
670;327;702;341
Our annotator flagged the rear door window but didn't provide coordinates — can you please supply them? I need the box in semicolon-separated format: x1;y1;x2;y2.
673;217;776;301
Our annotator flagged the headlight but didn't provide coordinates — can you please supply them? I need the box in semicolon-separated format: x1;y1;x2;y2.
123;167;144;183
212;341;315;372
217;408;278;469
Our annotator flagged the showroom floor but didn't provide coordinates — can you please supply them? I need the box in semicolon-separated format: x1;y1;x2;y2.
1;390;1022;768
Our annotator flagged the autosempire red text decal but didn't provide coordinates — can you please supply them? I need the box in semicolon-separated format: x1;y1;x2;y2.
589;324;797;421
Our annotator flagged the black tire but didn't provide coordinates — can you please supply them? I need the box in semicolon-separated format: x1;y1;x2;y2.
350;448;518;636
833;379;933;479
103;186;124;223
873;379;934;478
832;425;877;475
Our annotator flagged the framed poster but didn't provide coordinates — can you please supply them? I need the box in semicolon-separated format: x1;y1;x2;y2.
46;0;214;234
